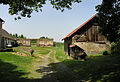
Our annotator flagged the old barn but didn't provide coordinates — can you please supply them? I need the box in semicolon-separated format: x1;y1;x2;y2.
0;18;16;50
63;15;110;59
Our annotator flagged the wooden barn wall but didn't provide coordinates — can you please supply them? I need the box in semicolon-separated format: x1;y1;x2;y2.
0;36;1;49
64;37;72;54
71;20;106;42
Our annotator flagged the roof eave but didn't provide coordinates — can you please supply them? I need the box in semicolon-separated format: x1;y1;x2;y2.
62;14;96;40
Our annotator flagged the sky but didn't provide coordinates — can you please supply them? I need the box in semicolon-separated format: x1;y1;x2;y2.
0;0;102;42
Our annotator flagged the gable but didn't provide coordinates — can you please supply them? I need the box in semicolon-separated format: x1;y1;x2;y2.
63;14;97;40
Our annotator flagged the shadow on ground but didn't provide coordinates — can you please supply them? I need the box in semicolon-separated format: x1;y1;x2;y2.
0;59;29;82
35;54;120;82
0;55;120;82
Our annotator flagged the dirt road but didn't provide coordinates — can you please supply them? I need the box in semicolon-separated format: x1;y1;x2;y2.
27;50;81;82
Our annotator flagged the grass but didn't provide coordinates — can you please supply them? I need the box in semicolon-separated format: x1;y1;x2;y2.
48;50;55;63
13;46;51;56
53;47;68;61
0;52;32;71
0;52;33;81
63;54;120;81
13;47;31;55
0;46;51;81
1;45;120;82
51;46;120;81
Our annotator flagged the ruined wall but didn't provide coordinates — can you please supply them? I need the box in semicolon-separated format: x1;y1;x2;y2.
37;39;53;47
17;39;31;47
17;39;53;47
74;42;110;54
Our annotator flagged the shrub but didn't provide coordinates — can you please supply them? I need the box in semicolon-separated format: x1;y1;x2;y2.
53;42;64;49
111;42;120;55
102;50;111;55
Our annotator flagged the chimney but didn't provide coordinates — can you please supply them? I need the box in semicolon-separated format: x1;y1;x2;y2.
0;18;5;29
0;21;2;29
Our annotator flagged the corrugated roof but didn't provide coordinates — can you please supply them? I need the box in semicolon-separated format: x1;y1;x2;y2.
0;29;15;40
63;14;96;40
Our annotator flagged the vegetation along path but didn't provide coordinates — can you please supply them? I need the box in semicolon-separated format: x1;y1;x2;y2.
28;50;58;82
1;46;120;82
27;47;81;82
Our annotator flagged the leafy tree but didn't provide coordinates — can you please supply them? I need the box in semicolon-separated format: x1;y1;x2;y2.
96;0;120;54
40;36;46;39
15;33;18;38
0;0;81;20
40;36;51;39
96;0;120;43
12;33;26;38
19;34;24;38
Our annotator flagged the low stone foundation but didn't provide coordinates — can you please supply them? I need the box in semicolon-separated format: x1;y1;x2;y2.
74;42;110;54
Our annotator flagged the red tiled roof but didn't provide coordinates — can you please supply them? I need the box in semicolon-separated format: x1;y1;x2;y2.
63;14;96;40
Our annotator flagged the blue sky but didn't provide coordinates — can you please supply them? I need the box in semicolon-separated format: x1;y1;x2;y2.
0;0;102;42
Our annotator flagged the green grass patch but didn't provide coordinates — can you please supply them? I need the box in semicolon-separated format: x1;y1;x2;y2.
53;47;68;61
32;46;50;55
0;52;33;72
53;42;64;49
13;46;31;55
0;52;33;81
13;46;51;56
48;51;55;63
34;49;50;55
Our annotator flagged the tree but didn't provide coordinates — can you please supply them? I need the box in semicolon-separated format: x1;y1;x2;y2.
96;0;120;43
15;33;18;38
19;34;24;38
96;0;120;54
0;0;81;20
40;36;46;39
12;33;26;38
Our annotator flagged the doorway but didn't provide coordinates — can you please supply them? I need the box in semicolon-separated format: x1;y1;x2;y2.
68;44;70;56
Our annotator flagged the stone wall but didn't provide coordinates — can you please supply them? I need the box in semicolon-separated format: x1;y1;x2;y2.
37;39;53;47
74;42;110;54
17;39;53;47
17;39;31;47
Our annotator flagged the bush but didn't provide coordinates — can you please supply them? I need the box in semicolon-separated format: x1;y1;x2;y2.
53;42;64;49
111;42;120;55
102;50;111;55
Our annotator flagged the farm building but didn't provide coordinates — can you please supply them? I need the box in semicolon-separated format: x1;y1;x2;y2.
0;18;16;50
63;15;110;59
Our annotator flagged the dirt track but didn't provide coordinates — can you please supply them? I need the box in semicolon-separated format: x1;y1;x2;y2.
27;50;81;82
